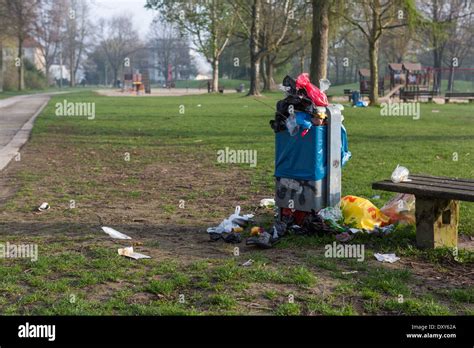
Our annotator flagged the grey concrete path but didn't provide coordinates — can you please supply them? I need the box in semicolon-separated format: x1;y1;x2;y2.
0;94;51;171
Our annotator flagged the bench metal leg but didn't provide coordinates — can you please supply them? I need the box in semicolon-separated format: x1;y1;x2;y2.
415;197;459;249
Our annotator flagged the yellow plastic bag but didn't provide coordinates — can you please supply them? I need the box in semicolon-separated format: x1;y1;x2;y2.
340;195;390;230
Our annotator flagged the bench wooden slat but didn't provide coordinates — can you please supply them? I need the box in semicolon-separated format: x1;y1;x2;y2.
402;180;474;193
410;174;474;184
408;175;474;191
445;92;474;97
372;180;474;202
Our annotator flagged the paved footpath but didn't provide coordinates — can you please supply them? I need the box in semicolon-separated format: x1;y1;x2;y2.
0;94;52;171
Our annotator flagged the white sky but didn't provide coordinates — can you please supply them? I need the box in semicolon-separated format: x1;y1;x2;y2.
89;0;211;74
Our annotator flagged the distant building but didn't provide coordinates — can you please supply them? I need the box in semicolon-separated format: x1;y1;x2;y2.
195;73;212;80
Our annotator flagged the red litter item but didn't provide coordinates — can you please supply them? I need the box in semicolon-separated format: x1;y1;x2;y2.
281;208;309;226
295;73;328;107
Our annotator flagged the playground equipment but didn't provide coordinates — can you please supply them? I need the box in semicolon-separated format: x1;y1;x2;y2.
358;69;385;96
122;63;151;95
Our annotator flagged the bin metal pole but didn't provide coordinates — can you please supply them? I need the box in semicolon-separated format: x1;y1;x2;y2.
326;105;342;207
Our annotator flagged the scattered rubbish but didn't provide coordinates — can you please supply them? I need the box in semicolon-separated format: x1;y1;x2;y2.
340;195;390;230
259;198;275;208
318;206;343;223
373;224;396;234
374;253;400;263
118;247;151;260
342;270;358;275
207;206;254;234
353;100;368;107
250;226;264;236
102;226;132;240
335;232;354;242
317;207;346;233
380;193;416;225
242;259;254;267
432;109;440;113
209;231;242;244
391;164;411;183
349;228;362;234
37;202;50;212
246;231;278;249
232;227;244;233
197;104;202;107
270;220;287;239
371;195;381;200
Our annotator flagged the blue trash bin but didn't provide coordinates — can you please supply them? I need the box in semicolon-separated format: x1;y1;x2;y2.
351;90;360;106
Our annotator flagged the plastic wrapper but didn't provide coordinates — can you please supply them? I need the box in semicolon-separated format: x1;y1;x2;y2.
380;193;415;225
340;195;390;230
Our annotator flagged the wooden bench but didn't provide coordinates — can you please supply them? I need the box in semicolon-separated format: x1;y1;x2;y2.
372;174;474;249
445;92;474;103
343;89;352;102
400;89;436;102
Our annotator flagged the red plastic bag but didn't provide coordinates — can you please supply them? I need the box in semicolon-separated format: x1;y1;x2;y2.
295;73;328;107
380;193;415;225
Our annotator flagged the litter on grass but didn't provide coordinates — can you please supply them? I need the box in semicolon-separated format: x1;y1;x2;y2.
242;259;254;267
37;202;50;212
117;247;151;260
374;253;400;263
207;206;254;234
102;226;132;240
259;198;275;208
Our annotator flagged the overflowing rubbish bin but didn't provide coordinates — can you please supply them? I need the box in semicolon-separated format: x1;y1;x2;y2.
271;74;351;215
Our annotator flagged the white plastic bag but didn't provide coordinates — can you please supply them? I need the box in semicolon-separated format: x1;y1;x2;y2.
285;114;298;136
207;206;254;234
391;164;411;183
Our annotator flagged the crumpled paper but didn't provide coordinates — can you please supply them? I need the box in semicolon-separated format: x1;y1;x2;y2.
374;253;400;263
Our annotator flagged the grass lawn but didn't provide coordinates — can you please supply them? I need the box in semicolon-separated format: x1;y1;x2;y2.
0;91;473;315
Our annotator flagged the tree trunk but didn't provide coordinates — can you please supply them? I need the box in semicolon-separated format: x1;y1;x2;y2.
0;42;3;92
368;40;379;105
433;48;443;92
113;67;118;87
247;0;262;96
447;63;455;92
69;50;75;87
310;0;329;84
212;58;219;92
18;38;24;91
263;55;276;92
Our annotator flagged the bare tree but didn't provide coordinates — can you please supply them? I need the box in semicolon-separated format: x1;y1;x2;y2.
146;0;237;92
342;0;415;105
97;15;141;87
147;20;195;83
418;0;473;92
4;0;38;90
34;0;67;86
234;0;295;95
63;0;90;87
